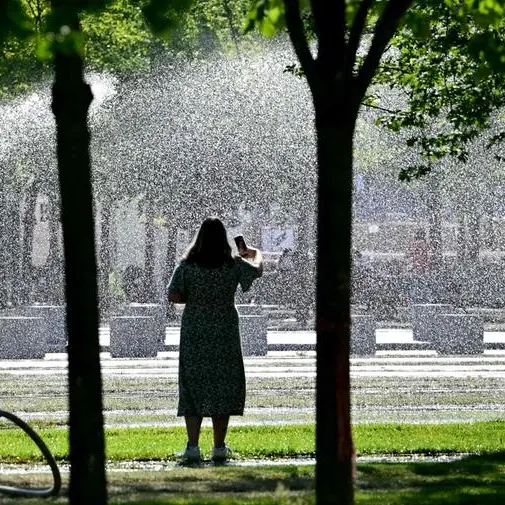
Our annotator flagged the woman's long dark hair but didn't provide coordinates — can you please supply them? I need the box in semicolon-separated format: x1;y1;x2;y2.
183;217;235;268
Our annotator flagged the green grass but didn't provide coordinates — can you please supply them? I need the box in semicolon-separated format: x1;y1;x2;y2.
2;373;505;426
356;454;505;504
2;456;505;504
1;421;505;463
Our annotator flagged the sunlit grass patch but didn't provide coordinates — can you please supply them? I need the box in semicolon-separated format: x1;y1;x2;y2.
106;424;314;461
1;422;505;463
354;420;505;455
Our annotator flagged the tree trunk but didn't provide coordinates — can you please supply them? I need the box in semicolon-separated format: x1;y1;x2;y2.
18;180;39;304
5;194;20;307
51;7;107;504
294;192;313;325
426;170;443;269
456;212;466;262
163;218;177;321
12;197;24;307
144;198;155;301
467;210;480;263
314;90;356;505
0;177;8;308
98;198;113;316
46;189;63;304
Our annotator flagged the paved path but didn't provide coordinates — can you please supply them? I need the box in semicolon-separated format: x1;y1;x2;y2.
2;335;505;426
1;350;505;378
109;327;505;346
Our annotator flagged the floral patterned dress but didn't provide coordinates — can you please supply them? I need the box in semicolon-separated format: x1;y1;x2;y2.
168;257;259;417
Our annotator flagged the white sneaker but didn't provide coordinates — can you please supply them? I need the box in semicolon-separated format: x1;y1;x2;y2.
211;445;233;462
179;444;201;463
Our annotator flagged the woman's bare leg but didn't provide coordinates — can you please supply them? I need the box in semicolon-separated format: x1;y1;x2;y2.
185;416;203;446
211;415;230;447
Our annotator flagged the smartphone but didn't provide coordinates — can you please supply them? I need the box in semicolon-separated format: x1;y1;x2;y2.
234;235;247;253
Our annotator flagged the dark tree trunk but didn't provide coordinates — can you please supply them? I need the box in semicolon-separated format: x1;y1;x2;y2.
249;203;264;248
426;170;443;269
467;211;480;263
0;179;8;308
490;217;499;251
12;197;24;306
281;3;413;503
163;219;177;320
314;89;356;505
19;180;39;304
46;189;63;304
6;195;20;307
98;198;113;316
144;198;156;301
50;6;107;504
457;212;466;262
294;192;313;325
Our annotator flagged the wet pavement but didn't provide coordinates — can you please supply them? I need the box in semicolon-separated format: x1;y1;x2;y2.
2;351;505;379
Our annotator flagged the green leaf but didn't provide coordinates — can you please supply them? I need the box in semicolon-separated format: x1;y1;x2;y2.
267;5;281;23
244;0;285;36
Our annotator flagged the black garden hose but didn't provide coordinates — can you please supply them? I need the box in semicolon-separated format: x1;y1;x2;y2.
0;409;61;497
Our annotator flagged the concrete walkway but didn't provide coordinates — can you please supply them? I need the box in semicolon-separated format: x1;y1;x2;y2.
114;327;505;347
2;350;505;378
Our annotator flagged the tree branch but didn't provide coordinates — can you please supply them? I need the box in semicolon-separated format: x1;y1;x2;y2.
311;0;346;76
345;0;374;78
356;0;413;102
284;0;316;82
361;101;396;113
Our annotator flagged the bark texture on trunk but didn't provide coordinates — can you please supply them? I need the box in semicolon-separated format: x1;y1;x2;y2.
314;89;356;505
163;218;177;320
466;211;480;263
51;15;107;505
20;180;39;303
295;196;313;325
12;197;24;306
144;199;155;301
457;212;466;262
426;171;443;269
0;181;8;307
99;198;112;316
47;189;63;304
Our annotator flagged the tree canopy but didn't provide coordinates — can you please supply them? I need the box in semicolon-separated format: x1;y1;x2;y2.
0;0;257;100
375;0;505;180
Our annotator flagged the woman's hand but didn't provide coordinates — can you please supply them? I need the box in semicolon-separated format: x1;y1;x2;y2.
240;248;263;276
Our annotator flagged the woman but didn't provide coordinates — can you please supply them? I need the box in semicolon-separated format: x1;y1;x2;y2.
167;217;263;463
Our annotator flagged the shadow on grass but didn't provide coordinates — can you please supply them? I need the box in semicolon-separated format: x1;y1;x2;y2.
1;454;504;504
108;465;314;494
358;452;505;504
106;453;505;504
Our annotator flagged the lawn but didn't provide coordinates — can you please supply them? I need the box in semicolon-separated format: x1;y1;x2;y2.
1;421;505;462
1;455;505;504
1;367;504;503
